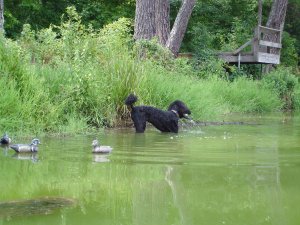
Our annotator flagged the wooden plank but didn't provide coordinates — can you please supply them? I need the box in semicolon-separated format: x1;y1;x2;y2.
259;40;282;48
257;52;280;64
219;54;255;63
219;53;280;64
232;38;254;55
259;25;281;35
218;52;235;55
218;52;253;56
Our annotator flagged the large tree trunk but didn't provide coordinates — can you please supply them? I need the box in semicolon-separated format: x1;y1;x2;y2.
166;0;196;56
263;0;288;73
155;0;170;45
134;0;156;40
266;0;288;29
0;0;4;32
134;0;195;56
265;0;288;42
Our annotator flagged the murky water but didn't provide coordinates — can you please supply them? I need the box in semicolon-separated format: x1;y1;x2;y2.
0;113;299;225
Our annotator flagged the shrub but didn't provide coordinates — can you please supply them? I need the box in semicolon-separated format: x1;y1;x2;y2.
262;67;299;109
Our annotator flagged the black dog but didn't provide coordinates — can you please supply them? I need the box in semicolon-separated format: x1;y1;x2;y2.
125;94;191;133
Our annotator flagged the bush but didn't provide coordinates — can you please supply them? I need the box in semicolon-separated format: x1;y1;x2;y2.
0;35;65;133
293;84;300;110
262;67;299;110
281;32;299;68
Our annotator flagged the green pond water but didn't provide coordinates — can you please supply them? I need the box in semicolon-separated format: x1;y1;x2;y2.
0;113;299;225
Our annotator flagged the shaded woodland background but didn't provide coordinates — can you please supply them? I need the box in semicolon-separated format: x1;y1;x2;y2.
3;0;299;67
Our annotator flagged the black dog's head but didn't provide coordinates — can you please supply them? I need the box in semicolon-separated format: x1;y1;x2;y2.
168;100;191;119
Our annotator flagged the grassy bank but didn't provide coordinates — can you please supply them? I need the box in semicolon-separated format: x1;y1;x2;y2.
0;7;299;135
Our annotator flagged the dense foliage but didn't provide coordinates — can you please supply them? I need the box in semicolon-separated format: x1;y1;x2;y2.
3;0;300;67
0;2;300;134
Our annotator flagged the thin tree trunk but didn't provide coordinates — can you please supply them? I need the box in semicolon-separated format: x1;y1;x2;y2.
0;0;4;32
166;0;196;56
155;0;170;45
134;0;156;40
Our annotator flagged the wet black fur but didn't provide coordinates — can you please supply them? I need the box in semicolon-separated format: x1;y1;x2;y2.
125;94;191;133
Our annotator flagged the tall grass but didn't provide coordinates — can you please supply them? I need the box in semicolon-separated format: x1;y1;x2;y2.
0;35;65;134
137;68;282;120
0;7;297;134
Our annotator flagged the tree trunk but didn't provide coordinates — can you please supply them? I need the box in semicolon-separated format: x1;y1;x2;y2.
155;0;170;45
0;0;4;32
134;0;195;56
265;0;288;43
266;0;288;29
263;0;288;73
134;0;156;40
165;0;196;56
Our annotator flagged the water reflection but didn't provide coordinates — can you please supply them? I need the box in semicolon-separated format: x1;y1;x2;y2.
12;152;39;163
92;154;110;163
1;145;9;156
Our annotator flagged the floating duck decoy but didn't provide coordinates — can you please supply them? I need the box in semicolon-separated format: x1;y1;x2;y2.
92;139;112;154
10;138;41;153
0;133;12;145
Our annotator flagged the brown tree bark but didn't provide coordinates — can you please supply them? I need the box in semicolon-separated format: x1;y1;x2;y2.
263;0;288;72
165;0;196;56
134;0;195;56
266;0;288;29
155;0;170;45
134;0;156;40
0;0;4;32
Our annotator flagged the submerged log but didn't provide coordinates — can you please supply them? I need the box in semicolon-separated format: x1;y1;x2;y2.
181;120;259;127
0;197;76;218
193;121;246;126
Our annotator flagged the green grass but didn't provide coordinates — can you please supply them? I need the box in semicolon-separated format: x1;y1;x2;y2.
138;71;282;120
0;8;298;135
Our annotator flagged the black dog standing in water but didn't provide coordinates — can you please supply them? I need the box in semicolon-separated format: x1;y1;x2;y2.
125;94;191;133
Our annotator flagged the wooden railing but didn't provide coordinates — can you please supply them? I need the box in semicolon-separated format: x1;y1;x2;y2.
218;25;282;65
253;25;282;64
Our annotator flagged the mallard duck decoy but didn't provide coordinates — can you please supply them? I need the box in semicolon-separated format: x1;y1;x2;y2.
10;138;41;153
0;133;12;145
92;139;112;154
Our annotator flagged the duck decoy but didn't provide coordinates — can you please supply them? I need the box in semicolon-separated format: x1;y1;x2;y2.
10;138;41;153
0;133;12;145
92;139;112;154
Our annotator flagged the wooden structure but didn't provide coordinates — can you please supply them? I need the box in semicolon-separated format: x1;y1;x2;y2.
218;0;283;67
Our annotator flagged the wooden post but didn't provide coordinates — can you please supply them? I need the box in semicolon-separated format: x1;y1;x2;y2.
0;0;4;32
252;27;259;60
258;0;262;26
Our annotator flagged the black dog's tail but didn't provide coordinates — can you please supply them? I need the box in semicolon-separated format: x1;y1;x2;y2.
125;94;138;109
